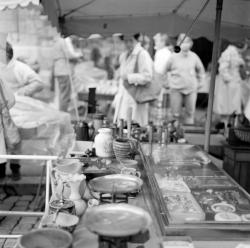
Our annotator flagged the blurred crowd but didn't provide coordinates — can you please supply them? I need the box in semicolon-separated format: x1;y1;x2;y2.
1;30;250;180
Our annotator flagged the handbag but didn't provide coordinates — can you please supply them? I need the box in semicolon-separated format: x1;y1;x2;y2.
123;50;162;103
0;78;21;151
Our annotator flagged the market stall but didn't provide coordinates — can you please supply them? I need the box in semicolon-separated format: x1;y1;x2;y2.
15;138;250;247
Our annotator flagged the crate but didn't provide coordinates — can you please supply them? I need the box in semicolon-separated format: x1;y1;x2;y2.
223;145;250;193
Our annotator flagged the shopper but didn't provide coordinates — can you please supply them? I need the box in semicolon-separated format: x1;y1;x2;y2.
113;33;153;126
153;33;172;91
3;42;43;97
53;36;82;112
0;40;20;180
213;44;245;127
165;34;205;124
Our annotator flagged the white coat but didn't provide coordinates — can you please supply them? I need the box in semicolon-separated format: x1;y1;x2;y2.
214;45;244;115
113;43;153;126
0;64;15;163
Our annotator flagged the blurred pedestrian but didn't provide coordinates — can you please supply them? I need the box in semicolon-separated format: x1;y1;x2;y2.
52;35;82;112
113;33;153;126
165;34;205;124
214;43;246;127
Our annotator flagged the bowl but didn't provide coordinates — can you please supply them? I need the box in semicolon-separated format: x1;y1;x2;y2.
18;228;73;248
42;212;79;230
120;159;138;169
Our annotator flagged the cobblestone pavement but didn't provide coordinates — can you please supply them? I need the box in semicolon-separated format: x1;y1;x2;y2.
0;177;45;248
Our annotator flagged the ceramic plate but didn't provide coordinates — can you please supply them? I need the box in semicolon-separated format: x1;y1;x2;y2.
215;212;241;222
211;203;236;213
89;174;143;193
85;203;151;237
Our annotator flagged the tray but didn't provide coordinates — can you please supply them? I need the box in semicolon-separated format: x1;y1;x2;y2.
183;176;235;189
163;192;205;223
192;188;250;221
85;203;152;237
88;174;143;193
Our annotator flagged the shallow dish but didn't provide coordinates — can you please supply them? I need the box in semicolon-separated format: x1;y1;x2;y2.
85;203;152;237
215;212;241;222
18;228;72;248
42;212;79;228
89;174;143;193
211;203;236;213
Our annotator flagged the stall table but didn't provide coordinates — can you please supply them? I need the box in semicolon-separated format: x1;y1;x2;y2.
36;142;250;248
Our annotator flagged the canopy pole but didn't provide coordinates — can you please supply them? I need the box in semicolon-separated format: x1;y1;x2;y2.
204;0;223;152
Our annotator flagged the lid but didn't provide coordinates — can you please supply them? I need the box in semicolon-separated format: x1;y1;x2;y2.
85;203;152;237
50;200;75;209
97;128;112;133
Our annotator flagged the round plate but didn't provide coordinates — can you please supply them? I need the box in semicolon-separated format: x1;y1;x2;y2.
215;212;241;222
85;203;152;237
88;174;143;193
211;203;236;213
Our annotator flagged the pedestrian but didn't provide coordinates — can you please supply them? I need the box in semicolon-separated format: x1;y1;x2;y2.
52;36;82;112
165;33;205;124
113;33;153;126
213;43;246;127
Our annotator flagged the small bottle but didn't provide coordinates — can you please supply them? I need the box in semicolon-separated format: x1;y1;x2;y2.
118;119;124;138
111;123;118;138
102;117;109;128
157;125;163;144
161;127;169;144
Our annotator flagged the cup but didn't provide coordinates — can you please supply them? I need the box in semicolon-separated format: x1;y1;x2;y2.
121;167;141;177
88;198;100;208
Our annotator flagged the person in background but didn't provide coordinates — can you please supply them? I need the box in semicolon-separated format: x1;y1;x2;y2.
153;33;172;88
53;35;82;112
213;43;246;128
241;49;250;109
0;42;46;180
2;42;43;97
113;33;153;126
141;35;151;54
0;37;18;180
165;33;205;124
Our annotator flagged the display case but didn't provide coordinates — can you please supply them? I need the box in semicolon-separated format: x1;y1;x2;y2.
139;144;250;240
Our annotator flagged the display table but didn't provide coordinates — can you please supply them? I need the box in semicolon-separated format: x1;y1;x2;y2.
140;143;250;241
35;142;250;248
223;145;250;194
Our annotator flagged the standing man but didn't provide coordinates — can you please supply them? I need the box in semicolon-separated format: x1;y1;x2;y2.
166;34;205;124
53;35;82;112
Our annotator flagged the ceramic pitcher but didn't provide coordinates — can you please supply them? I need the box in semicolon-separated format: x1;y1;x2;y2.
94;128;114;158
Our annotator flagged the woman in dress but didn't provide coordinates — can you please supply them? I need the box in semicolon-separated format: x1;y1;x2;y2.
113;33;153;126
213;44;245;126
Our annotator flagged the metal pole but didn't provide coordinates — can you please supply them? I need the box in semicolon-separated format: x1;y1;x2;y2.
204;0;223;152
45;160;52;214
0;155;57;160
0;211;44;216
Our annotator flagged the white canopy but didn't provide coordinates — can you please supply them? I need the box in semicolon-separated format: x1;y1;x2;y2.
0;0;39;10
42;0;250;40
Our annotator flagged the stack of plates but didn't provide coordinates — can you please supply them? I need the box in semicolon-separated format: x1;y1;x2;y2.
113;138;133;160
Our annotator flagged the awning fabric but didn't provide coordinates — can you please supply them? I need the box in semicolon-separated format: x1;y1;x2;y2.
41;0;250;41
0;0;39;10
